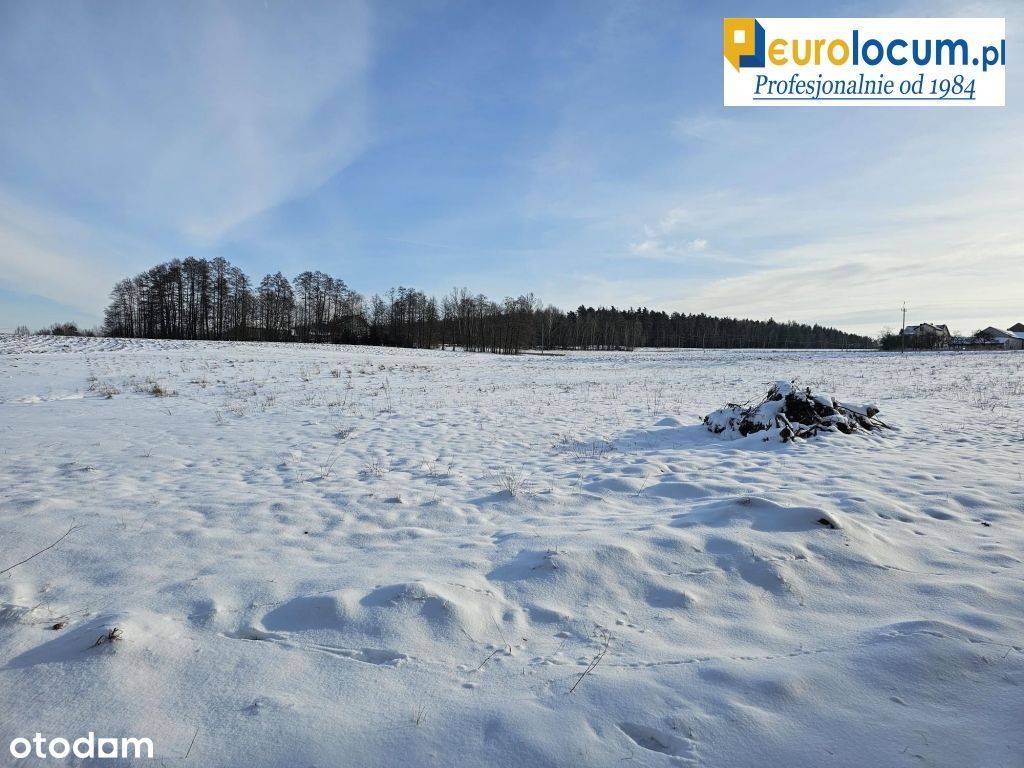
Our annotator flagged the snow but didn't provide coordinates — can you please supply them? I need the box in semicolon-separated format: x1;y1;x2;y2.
1;335;1022;767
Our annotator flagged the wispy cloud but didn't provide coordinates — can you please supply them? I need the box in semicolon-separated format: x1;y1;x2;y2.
0;188;166;322
0;0;373;245
671;113;744;143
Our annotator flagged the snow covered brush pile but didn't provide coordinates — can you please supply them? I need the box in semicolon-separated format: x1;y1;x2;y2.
704;381;888;442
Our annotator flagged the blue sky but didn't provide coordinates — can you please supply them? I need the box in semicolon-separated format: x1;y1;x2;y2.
0;0;1020;335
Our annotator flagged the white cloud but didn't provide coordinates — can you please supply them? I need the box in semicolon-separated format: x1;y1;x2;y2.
627;233;711;261
626;203;714;261
629;239;659;256
671;114;744;143
657;207;691;233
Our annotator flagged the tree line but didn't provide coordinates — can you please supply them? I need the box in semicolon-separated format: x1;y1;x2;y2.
876;330;946;351
99;257;875;352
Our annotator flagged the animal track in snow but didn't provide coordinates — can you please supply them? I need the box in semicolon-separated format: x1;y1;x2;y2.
222;629;407;666
618;722;698;764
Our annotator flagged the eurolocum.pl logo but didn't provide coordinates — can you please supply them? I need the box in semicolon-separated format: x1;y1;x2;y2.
724;18;765;70
723;17;1006;107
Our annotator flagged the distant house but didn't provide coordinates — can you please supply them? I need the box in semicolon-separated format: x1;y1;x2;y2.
974;327;1024;350
1009;322;1024;333
901;322;951;348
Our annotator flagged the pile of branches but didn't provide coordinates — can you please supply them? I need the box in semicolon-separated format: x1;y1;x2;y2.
704;381;889;442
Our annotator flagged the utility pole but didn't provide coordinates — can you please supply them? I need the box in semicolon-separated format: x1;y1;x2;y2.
901;302;907;355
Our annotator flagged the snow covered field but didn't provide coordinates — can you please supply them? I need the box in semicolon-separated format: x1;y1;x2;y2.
1;335;1022;767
